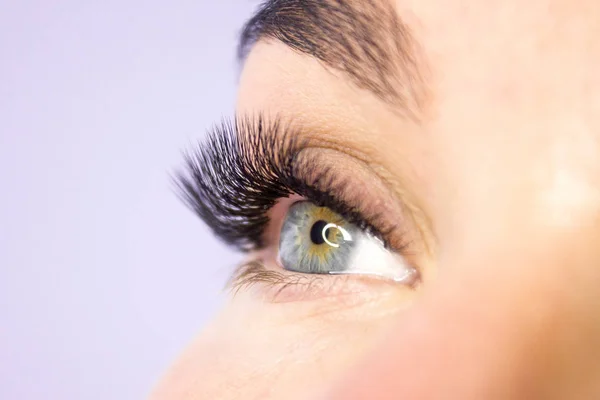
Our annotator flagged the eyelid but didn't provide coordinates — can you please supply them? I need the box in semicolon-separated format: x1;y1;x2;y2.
291;147;417;252
229;259;415;304
291;128;435;257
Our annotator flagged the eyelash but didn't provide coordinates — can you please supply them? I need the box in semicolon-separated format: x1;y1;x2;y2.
228;260;377;303
174;114;408;296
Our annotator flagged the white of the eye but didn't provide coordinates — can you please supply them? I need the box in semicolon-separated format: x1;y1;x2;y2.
328;235;416;283
321;223;353;248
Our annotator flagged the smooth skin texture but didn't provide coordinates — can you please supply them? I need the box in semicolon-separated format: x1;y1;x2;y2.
152;1;600;398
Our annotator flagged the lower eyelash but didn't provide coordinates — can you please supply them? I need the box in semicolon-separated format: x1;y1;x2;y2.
228;260;320;300
228;260;399;303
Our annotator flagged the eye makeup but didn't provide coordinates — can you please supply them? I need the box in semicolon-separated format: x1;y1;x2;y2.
174;114;420;298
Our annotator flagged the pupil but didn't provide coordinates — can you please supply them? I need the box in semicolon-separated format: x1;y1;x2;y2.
310;220;329;245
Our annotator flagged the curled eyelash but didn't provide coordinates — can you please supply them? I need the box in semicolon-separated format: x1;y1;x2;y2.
174;114;398;252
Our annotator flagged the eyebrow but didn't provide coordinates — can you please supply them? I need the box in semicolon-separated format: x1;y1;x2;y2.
238;0;428;120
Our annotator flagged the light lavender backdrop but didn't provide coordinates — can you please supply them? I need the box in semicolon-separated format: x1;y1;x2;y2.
0;1;257;398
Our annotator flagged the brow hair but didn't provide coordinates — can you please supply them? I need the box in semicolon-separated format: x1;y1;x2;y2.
238;0;428;120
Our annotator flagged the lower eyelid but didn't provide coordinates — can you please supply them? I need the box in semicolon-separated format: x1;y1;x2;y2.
228;259;415;304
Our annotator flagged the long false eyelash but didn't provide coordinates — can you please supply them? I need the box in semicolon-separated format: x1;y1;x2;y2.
174;115;299;251
174;114;393;252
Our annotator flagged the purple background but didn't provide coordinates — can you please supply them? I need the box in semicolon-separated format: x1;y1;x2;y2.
0;1;256;398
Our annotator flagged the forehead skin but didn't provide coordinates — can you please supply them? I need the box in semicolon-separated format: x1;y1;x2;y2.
152;1;600;399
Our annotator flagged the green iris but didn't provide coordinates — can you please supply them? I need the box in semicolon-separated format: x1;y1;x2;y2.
279;201;358;274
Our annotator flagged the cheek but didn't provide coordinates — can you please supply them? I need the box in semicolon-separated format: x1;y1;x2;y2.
348;249;600;399
149;294;406;400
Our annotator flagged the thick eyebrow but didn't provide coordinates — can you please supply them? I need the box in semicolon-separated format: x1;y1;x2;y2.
238;0;428;120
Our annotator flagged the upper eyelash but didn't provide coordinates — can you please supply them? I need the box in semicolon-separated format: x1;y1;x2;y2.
173;114;393;252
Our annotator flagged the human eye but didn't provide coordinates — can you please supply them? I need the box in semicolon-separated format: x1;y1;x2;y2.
278;201;416;282
175;114;424;302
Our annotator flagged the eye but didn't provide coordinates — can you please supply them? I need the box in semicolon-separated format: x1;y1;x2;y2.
278;201;417;283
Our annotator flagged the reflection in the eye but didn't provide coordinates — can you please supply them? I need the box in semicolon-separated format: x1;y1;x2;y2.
321;223;352;248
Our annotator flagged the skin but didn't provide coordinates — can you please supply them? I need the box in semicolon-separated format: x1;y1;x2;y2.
151;1;600;399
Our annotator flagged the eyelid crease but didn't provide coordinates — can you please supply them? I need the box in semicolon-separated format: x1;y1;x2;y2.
290;127;434;256
291;147;415;252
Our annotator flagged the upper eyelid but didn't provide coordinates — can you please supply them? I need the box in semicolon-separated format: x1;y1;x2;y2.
291;142;435;257
272;117;419;226
291;147;415;251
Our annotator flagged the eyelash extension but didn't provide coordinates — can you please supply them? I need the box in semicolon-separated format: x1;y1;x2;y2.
174;114;396;253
